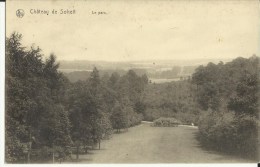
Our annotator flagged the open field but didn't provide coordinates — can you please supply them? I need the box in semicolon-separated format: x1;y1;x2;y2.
70;122;253;163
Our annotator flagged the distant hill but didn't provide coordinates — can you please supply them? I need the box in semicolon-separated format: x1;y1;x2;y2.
59;58;231;71
59;59;231;83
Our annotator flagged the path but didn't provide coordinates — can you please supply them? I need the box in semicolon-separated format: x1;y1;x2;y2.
72;122;253;163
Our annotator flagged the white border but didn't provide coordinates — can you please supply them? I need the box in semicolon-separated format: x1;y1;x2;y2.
0;2;5;167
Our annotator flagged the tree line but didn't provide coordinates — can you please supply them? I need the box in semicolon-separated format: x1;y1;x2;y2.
142;78;200;125
5;32;148;163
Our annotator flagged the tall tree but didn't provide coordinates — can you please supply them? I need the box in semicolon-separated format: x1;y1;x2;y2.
6;32;72;162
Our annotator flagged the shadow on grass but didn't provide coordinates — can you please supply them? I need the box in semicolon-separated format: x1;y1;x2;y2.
193;131;258;162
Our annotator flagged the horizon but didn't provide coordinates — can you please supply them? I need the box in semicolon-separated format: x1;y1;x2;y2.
58;57;233;62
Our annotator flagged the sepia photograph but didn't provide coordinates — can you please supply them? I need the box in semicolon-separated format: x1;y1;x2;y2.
4;0;260;164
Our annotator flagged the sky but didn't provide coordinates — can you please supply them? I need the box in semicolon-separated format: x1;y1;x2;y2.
6;0;260;62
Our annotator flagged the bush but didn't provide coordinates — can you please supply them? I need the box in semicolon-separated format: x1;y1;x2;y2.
173;111;200;126
233;115;259;159
5;139;25;163
198;110;259;160
153;117;182;127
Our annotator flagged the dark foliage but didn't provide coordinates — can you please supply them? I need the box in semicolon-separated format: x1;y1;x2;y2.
6;32;72;163
193;56;259;160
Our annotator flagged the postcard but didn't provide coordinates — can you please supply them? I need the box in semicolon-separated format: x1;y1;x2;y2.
4;0;259;164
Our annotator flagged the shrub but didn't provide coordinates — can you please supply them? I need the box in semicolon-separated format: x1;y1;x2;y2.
198;110;258;160
5;139;25;163
153;117;182;127
173;111;201;126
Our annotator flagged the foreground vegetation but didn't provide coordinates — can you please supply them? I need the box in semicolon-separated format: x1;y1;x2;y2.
192;57;259;160
6;33;147;163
